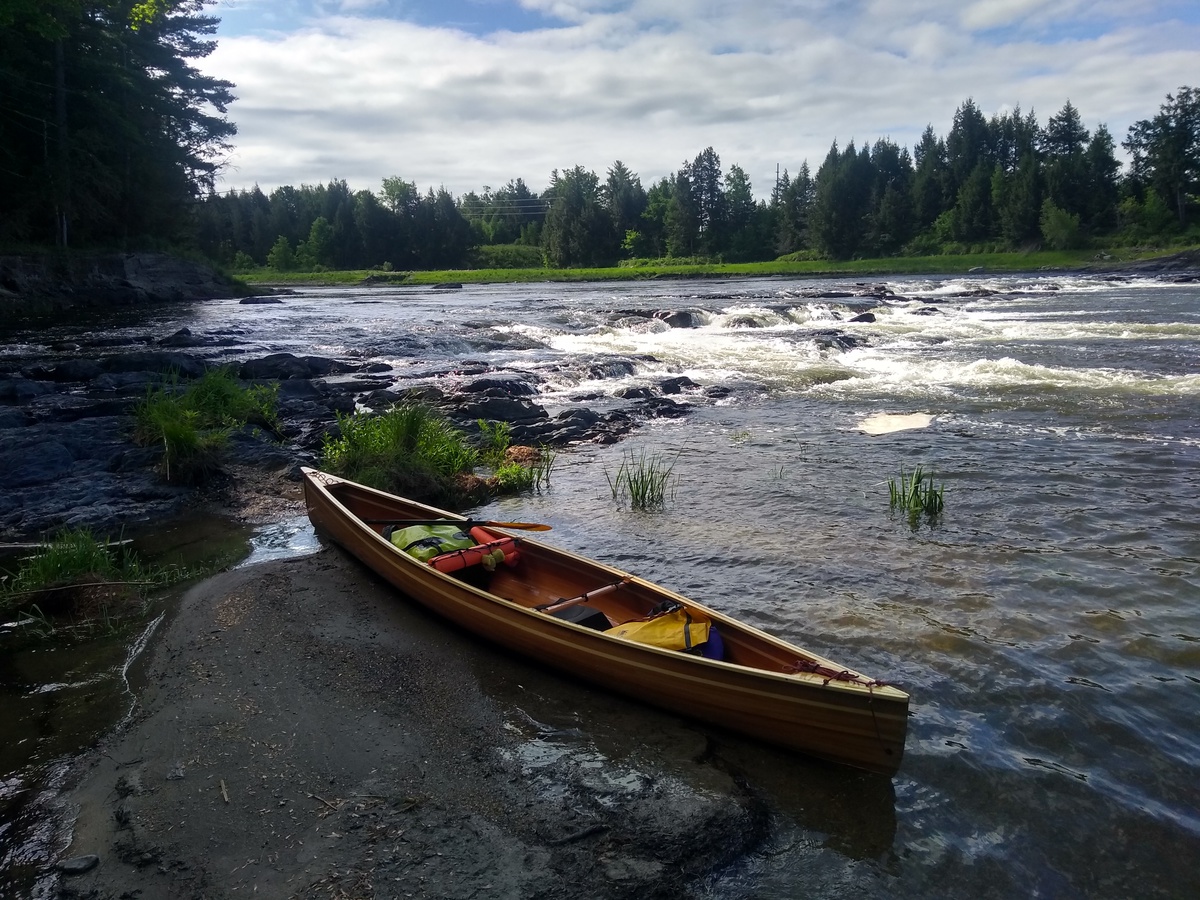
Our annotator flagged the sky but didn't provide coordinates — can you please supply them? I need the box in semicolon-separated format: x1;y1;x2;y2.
200;0;1200;200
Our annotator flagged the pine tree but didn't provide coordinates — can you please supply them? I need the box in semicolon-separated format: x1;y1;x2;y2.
0;0;236;247
1123;86;1200;226
1042;101;1090;220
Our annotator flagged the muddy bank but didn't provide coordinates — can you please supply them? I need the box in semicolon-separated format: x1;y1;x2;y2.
52;548;846;899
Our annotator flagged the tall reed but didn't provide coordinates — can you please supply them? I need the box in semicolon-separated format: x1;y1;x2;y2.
605;450;678;510
888;466;945;525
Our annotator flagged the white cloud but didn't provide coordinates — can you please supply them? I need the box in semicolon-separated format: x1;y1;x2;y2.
960;0;1075;31
202;2;1199;198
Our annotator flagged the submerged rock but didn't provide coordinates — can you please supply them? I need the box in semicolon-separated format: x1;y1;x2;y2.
59;855;100;875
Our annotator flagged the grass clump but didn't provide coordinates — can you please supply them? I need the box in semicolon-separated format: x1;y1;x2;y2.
477;419;556;494
606;449;678;511
490;451;555;494
323;403;477;500
0;528;200;636
888;466;945;526
132;368;280;483
180;367;280;432
322;403;553;507
478;419;514;466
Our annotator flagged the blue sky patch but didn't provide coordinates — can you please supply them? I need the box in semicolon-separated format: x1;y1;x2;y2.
215;0;561;39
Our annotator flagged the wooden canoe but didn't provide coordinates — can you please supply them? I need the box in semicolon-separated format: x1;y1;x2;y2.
301;468;909;775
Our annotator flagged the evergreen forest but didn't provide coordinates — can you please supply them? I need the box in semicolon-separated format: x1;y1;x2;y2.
1;2;1197;270
0;0;235;250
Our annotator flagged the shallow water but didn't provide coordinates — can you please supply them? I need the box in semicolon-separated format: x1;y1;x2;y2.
0;517;262;897
3;271;1199;897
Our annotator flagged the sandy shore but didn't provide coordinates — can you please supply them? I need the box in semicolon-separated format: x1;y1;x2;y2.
55;542;787;899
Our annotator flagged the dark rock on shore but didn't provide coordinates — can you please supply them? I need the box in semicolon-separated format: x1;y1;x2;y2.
459;372;541;396
101;351;208;378
0;253;246;321
452;394;549;425
239;352;360;380
0;328;722;536
1105;248;1200;275
0;412;190;536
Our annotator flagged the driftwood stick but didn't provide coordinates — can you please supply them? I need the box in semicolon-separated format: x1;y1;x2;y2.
307;792;340;812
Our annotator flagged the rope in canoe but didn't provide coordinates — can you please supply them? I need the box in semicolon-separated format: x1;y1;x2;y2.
783;658;889;688
785;659;899;760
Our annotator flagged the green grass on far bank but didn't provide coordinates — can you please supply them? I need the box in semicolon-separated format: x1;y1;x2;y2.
234;246;1191;287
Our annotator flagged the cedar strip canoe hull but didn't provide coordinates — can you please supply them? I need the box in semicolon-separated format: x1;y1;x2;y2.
302;468;909;775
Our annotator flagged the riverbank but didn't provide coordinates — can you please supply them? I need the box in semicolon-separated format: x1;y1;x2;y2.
54;542;835;900
237;246;1200;288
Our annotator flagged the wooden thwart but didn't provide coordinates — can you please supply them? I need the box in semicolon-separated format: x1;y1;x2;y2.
536;581;627;615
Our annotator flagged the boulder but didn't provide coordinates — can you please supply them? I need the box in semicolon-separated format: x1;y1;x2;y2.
636;397;690;419
660;376;698;394
0;375;53;404
615;386;655;400
100;351;206;378
157;327;207;348
59;855;101;876
24;359;104;382
238;353;316;380
458;374;540;397
2;439;75;488
655;309;707;329
450;396;548;425
587;359;638;379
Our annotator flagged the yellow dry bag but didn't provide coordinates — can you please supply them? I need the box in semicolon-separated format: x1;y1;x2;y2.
606;607;710;651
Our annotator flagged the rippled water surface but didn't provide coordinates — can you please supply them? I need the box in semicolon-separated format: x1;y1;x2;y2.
5;272;1200;897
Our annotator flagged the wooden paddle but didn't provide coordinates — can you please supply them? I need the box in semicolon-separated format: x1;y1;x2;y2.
363;518;552;532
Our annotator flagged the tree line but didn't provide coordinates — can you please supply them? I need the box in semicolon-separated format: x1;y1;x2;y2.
0;1;1194;266
196;89;1199;270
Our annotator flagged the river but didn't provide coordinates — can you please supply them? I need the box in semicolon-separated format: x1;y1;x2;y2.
3;271;1199;897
